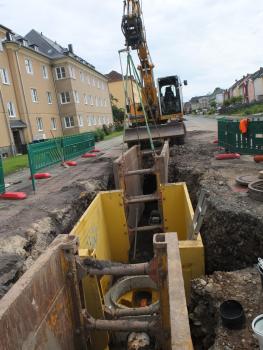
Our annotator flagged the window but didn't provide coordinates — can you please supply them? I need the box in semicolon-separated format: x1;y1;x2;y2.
47;91;52;104
87;115;92;126
90;95;94;106
36;117;43;131
25;59;33;74
101;82;105;90
73;90;80;103
78;115;84;127
80;71;84;82
93;77;96;86
93;116;97;125
87;74;91;85
31;88;38;103
55;66;66;79
104;99;107;107
95;96;98;107
0;39;3;51
69;65;76;79
97;80;100;89
42;65;48;79
0;68;10;84
64;116;75;128
84;94;88;105
51;118;57;130
7;101;16;117
60;91;70;104
100;98;103;107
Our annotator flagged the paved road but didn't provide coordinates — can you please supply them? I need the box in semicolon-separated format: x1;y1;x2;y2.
185;115;217;133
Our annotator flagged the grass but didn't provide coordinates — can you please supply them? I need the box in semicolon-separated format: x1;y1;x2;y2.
103;130;123;141
231;104;263;116
3;154;29;176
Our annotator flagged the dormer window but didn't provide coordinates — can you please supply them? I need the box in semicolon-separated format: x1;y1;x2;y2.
23;40;28;47
30;44;39;52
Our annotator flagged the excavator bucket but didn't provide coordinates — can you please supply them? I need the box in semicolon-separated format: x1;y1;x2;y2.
124;121;186;146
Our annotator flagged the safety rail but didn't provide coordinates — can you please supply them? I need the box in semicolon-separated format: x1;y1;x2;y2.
0;157;5;194
218;117;263;155
28;132;95;191
62;133;95;160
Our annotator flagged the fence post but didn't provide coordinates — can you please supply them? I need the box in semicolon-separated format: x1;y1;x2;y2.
27;144;36;192
0;156;5;195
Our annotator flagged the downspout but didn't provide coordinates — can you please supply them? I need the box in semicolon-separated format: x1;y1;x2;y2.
0;88;16;155
51;65;64;136
14;47;34;141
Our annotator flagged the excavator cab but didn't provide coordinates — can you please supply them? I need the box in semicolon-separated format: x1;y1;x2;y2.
158;76;184;118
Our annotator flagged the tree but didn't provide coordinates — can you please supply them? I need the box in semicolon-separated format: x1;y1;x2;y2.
110;94;125;123
210;100;216;108
112;105;125;123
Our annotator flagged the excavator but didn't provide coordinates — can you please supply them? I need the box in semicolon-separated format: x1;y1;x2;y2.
121;0;187;146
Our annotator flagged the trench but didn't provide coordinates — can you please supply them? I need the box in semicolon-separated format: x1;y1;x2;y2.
168;152;263;350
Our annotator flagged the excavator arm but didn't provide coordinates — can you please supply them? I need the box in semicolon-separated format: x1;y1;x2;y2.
121;0;159;118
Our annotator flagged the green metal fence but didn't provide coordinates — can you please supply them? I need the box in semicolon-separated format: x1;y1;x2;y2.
0;157;5;195
28;132;95;191
218;117;263;155
62;132;95;160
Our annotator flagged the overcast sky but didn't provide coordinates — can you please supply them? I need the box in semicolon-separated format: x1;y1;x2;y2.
1;0;263;101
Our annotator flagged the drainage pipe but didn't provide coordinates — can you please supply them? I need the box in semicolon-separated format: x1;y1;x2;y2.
84;314;157;332
104;303;159;318
80;258;150;276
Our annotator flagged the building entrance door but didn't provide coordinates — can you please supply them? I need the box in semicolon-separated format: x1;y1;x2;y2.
12;130;25;154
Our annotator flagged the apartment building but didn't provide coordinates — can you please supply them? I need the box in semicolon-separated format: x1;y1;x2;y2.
0;25;113;155
106;70;140;110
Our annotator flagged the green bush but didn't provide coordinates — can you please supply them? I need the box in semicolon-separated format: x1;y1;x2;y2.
94;128;105;142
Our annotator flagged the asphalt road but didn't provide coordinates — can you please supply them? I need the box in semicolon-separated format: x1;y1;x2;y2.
184;115;217;133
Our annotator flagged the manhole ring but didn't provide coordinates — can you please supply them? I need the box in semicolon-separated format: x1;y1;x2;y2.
248;180;263;202
236;175;258;187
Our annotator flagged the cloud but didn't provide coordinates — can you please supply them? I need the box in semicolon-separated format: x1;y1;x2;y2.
1;0;263;100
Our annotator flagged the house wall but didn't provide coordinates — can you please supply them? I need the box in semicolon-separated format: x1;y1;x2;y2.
108;79;140;110
215;93;224;105
0;29;17;154
53;59;113;135
254;77;263;101
247;79;255;103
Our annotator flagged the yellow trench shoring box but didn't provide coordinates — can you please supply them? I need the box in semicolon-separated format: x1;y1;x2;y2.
70;182;204;349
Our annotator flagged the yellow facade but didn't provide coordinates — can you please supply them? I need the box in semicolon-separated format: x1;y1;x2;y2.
0;25;113;155
107;72;140;110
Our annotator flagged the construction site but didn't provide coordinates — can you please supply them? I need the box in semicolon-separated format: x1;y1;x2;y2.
0;1;263;350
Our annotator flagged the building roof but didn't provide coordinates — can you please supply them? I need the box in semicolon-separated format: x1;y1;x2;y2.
251;67;263;81
1;25;108;77
106;71;123;82
0;24;13;33
25;29;96;70
106;70;135;83
25;29;65;59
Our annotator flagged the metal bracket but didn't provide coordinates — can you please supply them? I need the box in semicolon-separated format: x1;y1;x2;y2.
188;189;209;240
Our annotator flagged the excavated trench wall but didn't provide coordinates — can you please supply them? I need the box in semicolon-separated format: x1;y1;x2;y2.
0;172;114;298
169;154;263;274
